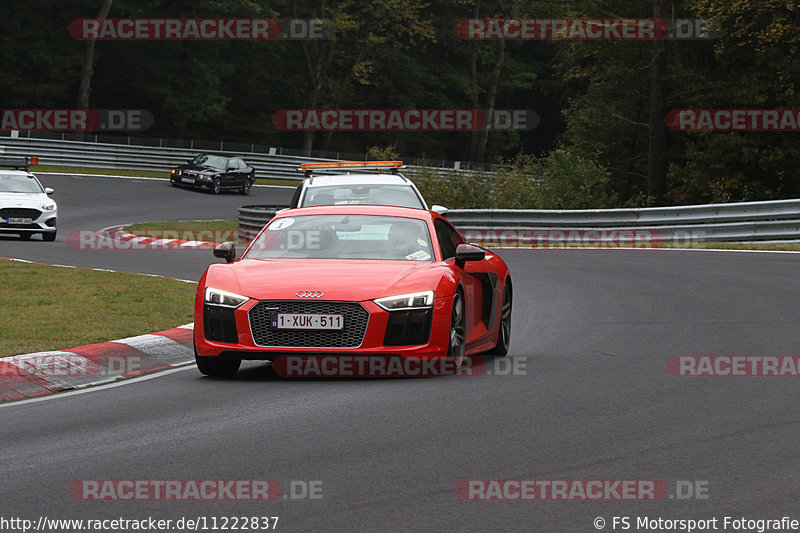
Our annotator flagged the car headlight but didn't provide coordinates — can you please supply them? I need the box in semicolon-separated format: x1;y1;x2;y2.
41;201;56;211
204;288;248;308
172;169;181;175
374;290;434;311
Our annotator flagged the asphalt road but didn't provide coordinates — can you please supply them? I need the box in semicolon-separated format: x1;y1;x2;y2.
2;175;800;532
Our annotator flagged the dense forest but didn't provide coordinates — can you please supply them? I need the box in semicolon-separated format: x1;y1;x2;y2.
1;0;798;207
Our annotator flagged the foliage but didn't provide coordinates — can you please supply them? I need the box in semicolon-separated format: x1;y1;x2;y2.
3;0;800;207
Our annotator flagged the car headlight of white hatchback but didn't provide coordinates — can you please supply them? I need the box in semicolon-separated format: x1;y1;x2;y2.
41;200;56;211
204;288;248;308
374;290;434;311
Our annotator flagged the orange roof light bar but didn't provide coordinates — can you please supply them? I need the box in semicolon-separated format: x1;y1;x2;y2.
299;160;404;171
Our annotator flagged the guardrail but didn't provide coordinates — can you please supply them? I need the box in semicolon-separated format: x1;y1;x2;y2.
237;199;800;244
0;136;336;180
0;136;484;181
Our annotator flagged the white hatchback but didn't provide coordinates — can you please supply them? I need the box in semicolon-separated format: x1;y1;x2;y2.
0;170;58;241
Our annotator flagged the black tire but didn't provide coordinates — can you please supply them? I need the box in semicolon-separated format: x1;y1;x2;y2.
240;176;253;195
41;231;57;242
18;233;32;240
489;279;512;356
195;351;241;377
211;178;222;194
448;289;466;368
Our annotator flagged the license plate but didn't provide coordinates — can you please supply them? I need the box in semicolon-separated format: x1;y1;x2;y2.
7;218;33;224
271;313;344;330
181;177;195;183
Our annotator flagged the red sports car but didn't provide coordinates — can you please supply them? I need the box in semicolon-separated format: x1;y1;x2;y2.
193;205;512;377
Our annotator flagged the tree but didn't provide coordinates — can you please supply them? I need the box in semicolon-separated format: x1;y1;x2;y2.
77;0;113;109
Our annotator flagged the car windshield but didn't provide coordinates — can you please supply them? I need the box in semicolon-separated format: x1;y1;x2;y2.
244;214;434;261
0;173;44;193
303;184;424;209
190;154;229;170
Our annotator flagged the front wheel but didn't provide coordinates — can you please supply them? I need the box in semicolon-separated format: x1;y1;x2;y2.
448;290;466;368
41;231;57;242
211;178;222;194
240;176;253;195
195;352;241;377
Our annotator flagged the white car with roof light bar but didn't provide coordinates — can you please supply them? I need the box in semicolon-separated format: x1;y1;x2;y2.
287;160;448;214
0;157;57;241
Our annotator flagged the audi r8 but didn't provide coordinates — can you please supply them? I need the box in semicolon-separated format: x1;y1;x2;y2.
170;153;255;194
193;205;512;377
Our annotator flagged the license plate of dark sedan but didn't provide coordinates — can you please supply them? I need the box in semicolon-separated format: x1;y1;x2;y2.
271;313;344;330
181;177;195;183
7;218;32;224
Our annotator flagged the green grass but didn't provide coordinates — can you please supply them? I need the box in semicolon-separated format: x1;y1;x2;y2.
124;219;242;244
33;165;299;187
661;241;800;251
34;165;167;178
0;261;196;357
126;219;238;233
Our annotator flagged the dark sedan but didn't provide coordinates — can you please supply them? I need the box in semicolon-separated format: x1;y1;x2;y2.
170;153;255;194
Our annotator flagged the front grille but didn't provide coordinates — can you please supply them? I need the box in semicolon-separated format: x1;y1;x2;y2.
383;309;433;346
249;301;369;348
0;208;41;220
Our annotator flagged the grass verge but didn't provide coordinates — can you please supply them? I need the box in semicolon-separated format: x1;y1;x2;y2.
0;260;195;357
661;241;800;251
33;165;299;187
124;219;244;245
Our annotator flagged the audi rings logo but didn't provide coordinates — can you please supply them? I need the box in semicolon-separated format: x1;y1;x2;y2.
297;290;324;298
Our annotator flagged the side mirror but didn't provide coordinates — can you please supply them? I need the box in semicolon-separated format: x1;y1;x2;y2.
213;241;236;263
431;205;449;216
44;187;54;195
454;243;484;268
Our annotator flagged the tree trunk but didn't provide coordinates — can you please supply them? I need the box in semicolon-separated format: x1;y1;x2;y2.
475;39;505;163
77;0;113;109
648;0;668;206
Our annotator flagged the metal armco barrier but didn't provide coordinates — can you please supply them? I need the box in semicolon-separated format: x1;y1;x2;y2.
0;136;478;181
445;200;800;242
238;200;800;243
0;136;335;180
239;205;286;241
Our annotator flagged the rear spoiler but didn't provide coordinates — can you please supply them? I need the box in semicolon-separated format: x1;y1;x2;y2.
0;156;39;170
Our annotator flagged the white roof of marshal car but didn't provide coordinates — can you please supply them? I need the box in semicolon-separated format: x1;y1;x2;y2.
305;172;410;188
0;170;34;177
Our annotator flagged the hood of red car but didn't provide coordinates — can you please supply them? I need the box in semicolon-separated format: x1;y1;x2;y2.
204;258;450;302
